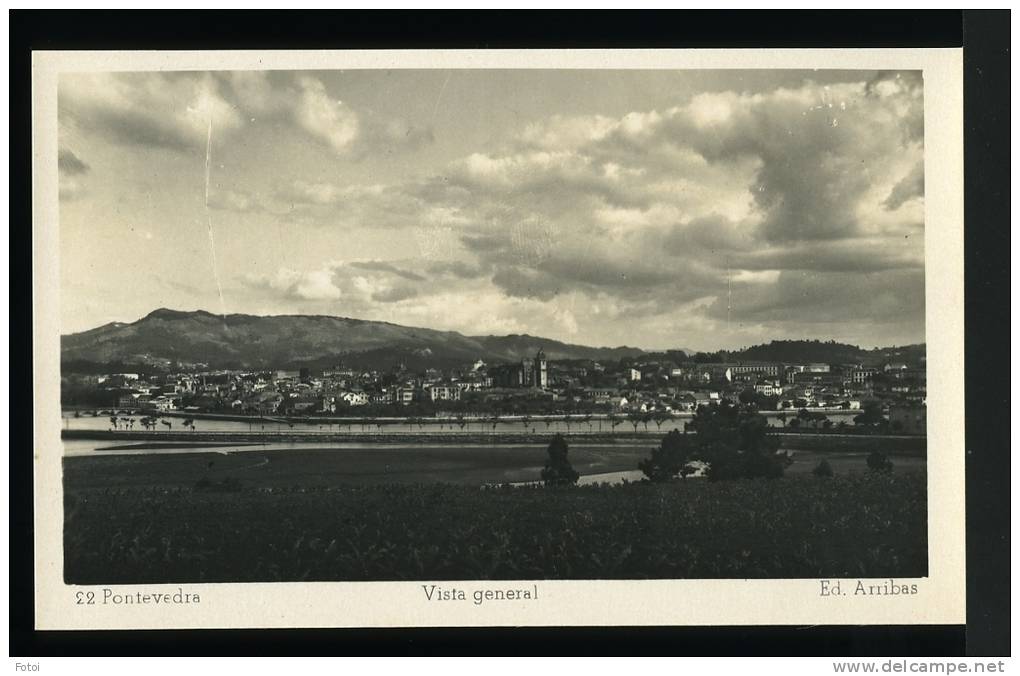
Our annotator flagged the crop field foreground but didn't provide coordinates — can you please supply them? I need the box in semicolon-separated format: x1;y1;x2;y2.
65;473;927;583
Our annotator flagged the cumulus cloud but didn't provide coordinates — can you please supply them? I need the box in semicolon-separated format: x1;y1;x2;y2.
883;161;925;211
59;71;434;160
242;258;435;309
223;71;433;157
384;72;925;345
292;75;360;153
64;69;926;348
59;72;243;150
245;266;343;301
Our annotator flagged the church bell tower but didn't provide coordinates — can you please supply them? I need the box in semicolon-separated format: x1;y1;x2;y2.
534;349;547;389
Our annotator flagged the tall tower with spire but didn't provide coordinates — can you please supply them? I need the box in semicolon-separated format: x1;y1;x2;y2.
534;349;548;389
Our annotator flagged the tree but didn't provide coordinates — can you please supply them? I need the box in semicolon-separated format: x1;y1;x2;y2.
854;401;886;428
639;429;691;482
686;401;785;481
628;411;643;433
812;459;834;477
541;434;579;486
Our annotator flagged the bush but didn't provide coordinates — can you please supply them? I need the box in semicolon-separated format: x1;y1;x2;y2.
541;434;579;486
64;474;929;583
194;476;244;492
812;459;834;477
743;452;786;479
705;451;786;482
867;451;894;473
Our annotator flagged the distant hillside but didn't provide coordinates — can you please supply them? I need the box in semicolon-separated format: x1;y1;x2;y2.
60;308;645;371
738;340;872;364
688;340;926;367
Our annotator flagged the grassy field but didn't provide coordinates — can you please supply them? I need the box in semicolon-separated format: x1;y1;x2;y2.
64;467;927;584
64;445;652;489
64;444;924;490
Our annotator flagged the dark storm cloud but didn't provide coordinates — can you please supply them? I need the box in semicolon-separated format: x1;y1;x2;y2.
348;260;426;282
425;260;491;279
488;252;715;304
60;71;433;159
705;268;925;324
460;232;506;254
58;147;91;201
884;161;925;210
728;240;924;274
673;85;920;244
58;148;89;175
428;73;925;340
59;72;243;151
371;285;420;303
662;215;757;256
87;112;195;150
490;266;561;301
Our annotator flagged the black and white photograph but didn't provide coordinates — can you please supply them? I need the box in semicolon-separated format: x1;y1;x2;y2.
56;65;930;584
29;46;967;631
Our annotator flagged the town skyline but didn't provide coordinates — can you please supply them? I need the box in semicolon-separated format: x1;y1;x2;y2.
59;69;925;351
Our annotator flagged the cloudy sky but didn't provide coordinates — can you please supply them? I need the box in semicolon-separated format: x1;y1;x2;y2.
58;69;924;351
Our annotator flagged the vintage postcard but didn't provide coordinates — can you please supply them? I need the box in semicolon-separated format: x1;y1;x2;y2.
32;48;964;630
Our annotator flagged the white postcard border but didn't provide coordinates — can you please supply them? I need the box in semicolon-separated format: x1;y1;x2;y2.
32;47;964;630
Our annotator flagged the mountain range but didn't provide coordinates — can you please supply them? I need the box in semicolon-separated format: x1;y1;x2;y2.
62;309;925;373
61;308;648;371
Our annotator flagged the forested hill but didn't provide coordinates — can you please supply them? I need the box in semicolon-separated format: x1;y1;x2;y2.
681;340;926;367
60;308;645;371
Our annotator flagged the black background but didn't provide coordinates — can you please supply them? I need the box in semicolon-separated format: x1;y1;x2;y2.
9;9;1009;657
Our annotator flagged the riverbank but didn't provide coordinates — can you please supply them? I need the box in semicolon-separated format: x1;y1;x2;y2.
65;406;878;426
61;428;927;455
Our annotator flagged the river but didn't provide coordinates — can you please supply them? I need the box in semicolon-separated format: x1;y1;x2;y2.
62;410;923;484
62;408;862;436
